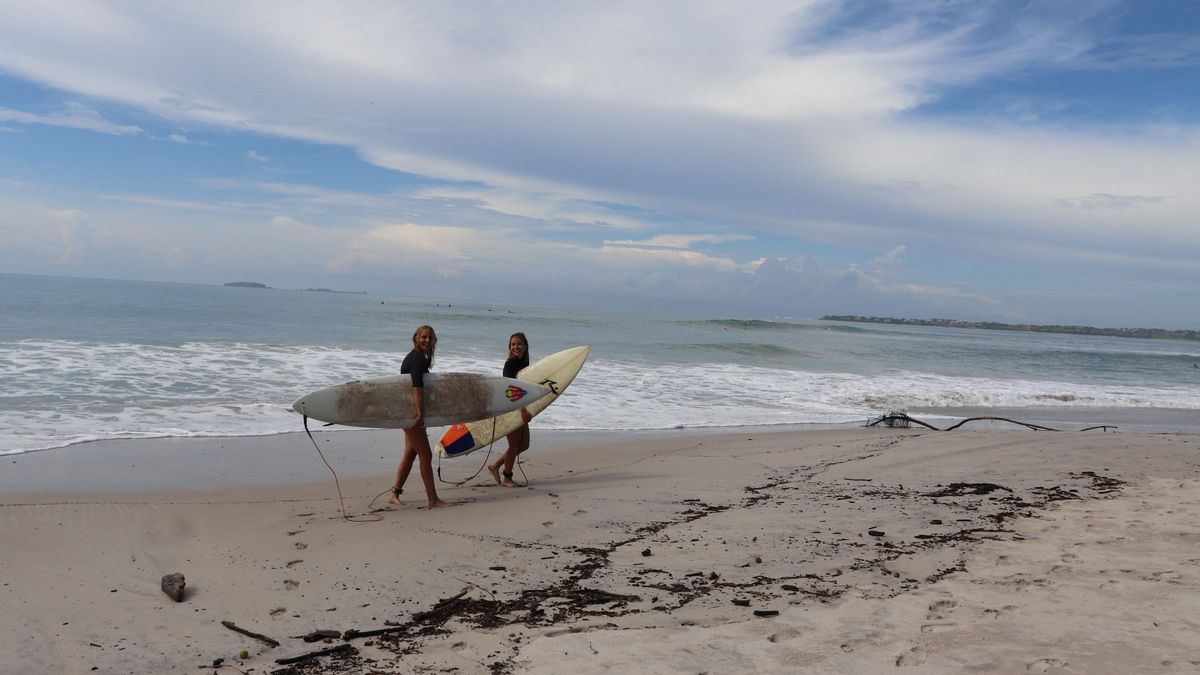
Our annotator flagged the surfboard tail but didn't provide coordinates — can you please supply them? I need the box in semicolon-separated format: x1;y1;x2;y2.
439;423;477;458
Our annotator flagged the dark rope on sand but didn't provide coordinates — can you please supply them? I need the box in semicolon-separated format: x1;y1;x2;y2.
303;416;383;523
866;411;1117;433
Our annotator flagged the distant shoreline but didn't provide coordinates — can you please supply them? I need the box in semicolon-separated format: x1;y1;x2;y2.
821;315;1200;342
222;281;365;294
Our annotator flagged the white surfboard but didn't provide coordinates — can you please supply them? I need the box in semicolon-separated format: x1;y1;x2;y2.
436;345;590;458
291;373;552;429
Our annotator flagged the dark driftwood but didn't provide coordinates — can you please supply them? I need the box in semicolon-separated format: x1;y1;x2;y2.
867;411;1116;433
941;416;1057;432
274;643;354;665
341;625;406;640
220;620;280;648
865;413;940;430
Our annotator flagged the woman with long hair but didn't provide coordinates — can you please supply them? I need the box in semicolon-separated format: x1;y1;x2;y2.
389;324;449;507
489;332;533;487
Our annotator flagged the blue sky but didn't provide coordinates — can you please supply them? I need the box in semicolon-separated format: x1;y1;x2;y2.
0;0;1197;327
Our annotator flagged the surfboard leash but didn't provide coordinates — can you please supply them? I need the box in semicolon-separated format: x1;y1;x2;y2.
302;415;383;523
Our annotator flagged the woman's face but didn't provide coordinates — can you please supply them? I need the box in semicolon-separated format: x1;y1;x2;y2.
508;336;526;358
415;327;436;353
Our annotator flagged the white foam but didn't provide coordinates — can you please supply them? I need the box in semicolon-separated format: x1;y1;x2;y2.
2;341;1199;455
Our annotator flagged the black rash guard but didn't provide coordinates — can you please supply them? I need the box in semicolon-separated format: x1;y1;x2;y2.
401;348;431;388
503;355;529;379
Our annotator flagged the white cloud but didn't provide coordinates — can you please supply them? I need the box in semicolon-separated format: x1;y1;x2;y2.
0;2;1195;324
0;101;141;135
605;234;753;250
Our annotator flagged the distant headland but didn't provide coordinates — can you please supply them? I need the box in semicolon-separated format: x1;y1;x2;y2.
821;315;1200;342
302;288;366;295
222;282;364;294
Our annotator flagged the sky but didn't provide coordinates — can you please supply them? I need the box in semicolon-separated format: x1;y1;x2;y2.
0;1;1197;328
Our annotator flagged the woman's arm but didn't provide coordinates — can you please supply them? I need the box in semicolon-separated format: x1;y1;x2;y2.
412;386;425;428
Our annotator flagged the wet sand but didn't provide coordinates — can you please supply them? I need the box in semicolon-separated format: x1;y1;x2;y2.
2;426;1198;673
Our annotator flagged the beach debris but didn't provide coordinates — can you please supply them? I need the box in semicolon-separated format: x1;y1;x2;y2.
160;572;186;602
753;610;779;617
865;410;1104;432
274;643;354;665
221;620;280;648
641;548;652;557
732;598;751;606
868;529;885;537
926;483;1012;497
295;629;342;643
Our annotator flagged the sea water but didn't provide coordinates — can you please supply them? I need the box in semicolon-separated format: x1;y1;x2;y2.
3;272;1199;455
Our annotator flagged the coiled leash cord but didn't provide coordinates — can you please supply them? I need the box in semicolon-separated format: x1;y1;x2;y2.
303;415;383;523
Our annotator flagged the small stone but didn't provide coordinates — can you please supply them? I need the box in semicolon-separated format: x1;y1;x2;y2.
641;548;652;557
868;529;885;537
160;573;186;602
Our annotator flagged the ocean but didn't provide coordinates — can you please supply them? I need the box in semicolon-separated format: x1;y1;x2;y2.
3;272;1199;456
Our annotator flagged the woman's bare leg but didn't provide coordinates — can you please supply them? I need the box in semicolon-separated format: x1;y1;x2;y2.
499;425;529;487
390;437;418;504
407;427;449;507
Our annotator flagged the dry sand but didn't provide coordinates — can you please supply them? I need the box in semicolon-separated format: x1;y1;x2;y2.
2;427;1199;674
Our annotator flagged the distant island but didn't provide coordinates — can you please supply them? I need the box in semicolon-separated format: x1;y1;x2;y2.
223;281;270;288
821;315;1200;342
302;288;366;295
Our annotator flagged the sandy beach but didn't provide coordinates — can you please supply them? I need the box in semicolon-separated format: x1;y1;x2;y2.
3;426;1199;674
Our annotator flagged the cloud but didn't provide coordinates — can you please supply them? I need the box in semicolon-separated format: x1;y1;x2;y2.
0;102;141;135
1054;193;1171;210
604;233;754;250
101;194;222;210
47;208;90;265
0;2;1196;324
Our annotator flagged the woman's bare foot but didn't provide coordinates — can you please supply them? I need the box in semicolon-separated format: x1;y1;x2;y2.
388;487;403;505
488;463;502;485
500;478;519;488
427;499;451;508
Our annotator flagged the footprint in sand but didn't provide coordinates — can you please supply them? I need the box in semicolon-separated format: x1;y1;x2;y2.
896;646;927;666
1147;570;1182;583
767;628;804;643
983;604;1018;620
927;598;957;620
1028;658;1067;672
921;623;956;633
839;631;882;653
283;579;299;590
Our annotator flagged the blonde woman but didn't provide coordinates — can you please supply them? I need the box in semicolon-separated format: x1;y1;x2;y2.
389;324;449;508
